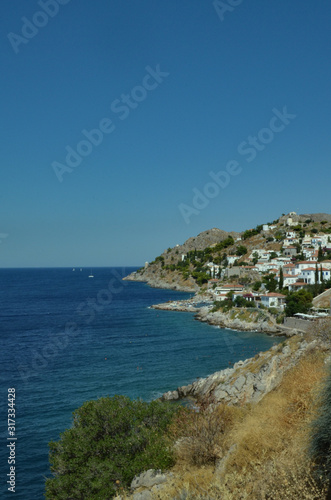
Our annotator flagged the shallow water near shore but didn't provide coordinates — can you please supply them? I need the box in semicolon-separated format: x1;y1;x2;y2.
0;267;282;499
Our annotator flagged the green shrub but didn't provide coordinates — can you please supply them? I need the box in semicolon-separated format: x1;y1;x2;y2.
285;289;313;316
276;314;285;324
45;395;179;499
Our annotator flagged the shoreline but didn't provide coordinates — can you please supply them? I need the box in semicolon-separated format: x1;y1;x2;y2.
151;297;295;337
122;275;306;407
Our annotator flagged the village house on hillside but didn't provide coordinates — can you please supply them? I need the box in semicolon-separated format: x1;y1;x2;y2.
205;215;331;311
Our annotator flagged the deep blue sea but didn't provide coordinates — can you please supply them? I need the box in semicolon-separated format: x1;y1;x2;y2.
0;267;282;498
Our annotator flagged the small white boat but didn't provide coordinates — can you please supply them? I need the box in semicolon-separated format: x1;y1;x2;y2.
88;269;94;278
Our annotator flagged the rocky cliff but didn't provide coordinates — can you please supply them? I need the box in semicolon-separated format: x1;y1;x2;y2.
195;306;284;334
161;337;320;406
123;268;199;292
123;227;240;291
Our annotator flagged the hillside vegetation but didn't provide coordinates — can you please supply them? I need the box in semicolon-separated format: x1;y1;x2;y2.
125;212;331;292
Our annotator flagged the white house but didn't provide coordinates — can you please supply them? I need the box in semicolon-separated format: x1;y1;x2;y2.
302;248;316;260
299;266;331;284
213;284;245;301
283;263;297;275
294;260;318;273
283;237;299;247
260;292;286;309
249;249;276;261
206;262;221;277
227;256;239;265
302;236;313;248
288;282;311;292
281;274;300;287
255;261;269;272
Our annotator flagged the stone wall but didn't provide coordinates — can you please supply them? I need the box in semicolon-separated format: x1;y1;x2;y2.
283;317;312;332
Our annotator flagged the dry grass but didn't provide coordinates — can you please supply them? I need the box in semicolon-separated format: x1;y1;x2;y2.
158;347;330;500
306;318;331;345
169;401;242;467
224;349;326;474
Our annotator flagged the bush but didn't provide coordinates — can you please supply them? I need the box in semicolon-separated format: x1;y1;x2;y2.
235;245;247;256
45;396;180;499
285;289;313;316
170;403;236;466
276;314;285;324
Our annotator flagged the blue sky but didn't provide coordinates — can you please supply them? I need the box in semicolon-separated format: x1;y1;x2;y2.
1;0;330;267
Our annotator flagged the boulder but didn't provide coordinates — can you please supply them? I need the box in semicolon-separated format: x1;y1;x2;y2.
131;469;169;490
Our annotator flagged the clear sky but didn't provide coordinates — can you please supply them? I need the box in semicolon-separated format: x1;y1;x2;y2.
1;0;330;267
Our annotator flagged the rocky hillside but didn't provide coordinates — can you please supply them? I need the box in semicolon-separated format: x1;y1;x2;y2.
123;228;240;291
161;336;318;406
175;228;241;253
313;288;331;309
123;212;331;291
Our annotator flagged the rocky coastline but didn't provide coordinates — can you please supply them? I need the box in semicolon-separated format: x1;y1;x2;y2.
124;274;314;409
151;297;294;336
160;338;327;407
123;270;198;293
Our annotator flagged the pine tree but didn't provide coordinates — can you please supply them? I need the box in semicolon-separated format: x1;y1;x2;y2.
279;267;284;290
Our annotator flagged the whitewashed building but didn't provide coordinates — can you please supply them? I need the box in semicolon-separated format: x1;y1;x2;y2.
260;292;286;309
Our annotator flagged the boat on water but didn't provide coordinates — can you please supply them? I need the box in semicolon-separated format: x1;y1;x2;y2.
88;269;94;278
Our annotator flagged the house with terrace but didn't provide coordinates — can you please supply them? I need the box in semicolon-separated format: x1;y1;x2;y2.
213;284;245;301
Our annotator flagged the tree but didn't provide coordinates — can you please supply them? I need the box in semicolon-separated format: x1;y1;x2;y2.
252;251;259;265
236;245;247;257
252;280;262;291
318;246;324;262
279;267;284;290
45;396;179;499
285;289;313;317
320;265;324;284
263;273;278;293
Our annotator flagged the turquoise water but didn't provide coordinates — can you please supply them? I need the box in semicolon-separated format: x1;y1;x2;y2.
0;267;281;498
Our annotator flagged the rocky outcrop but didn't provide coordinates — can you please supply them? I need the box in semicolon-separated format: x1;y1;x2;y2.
196;306;286;335
177;228;241;253
123;227;241;292
114;469;173;500
313;288;331;309
123;269;198;292
298;212;331;223
161;339;317;406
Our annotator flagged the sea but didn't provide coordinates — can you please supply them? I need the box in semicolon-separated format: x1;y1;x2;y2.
0;267;282;499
